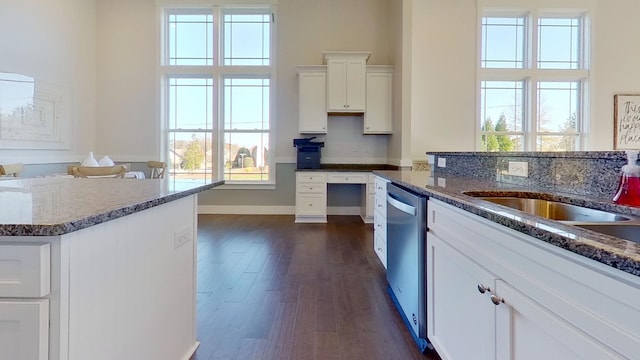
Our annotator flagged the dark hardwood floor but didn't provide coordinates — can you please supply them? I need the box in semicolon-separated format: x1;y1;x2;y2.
190;215;441;360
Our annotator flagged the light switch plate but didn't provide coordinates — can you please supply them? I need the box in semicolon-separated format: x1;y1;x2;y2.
437;157;446;168
508;161;528;177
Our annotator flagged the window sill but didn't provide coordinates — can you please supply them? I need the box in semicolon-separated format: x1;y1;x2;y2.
216;182;276;190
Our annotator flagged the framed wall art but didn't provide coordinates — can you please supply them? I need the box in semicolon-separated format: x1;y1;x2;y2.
614;94;640;150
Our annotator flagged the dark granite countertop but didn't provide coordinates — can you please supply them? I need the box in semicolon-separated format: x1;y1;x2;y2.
373;170;640;278
0;177;223;236
295;164;399;172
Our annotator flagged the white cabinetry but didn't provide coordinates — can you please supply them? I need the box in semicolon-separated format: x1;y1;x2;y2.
323;52;370;112
427;198;638;360
297;66;327;134
360;174;376;224
295;172;327;223
0;243;51;360
373;176;390;268
364;66;393;134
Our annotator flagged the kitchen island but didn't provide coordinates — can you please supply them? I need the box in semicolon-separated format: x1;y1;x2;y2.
374;169;640;359
0;177;222;360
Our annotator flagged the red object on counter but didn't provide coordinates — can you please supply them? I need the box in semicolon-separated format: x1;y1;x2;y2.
613;173;640;207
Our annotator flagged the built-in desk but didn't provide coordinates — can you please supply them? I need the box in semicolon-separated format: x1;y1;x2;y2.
295;170;378;223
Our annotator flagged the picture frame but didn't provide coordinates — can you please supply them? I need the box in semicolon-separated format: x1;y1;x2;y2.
614;94;640;150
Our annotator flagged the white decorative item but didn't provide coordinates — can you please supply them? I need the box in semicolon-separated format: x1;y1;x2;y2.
81;152;99;167
98;155;114;167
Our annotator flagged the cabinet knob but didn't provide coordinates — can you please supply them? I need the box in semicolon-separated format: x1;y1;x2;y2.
477;284;489;294
490;295;504;305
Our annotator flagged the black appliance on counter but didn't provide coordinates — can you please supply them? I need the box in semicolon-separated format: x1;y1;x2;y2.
293;137;324;169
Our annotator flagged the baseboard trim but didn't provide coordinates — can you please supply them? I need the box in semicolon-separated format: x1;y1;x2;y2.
198;205;295;214
198;205;363;216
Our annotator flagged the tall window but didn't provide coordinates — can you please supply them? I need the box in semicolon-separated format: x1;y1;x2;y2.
479;11;589;151
161;7;273;185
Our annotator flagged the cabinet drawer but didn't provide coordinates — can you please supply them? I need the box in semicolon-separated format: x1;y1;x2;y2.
0;243;50;298
297;183;326;194
0;299;49;360
374;193;387;215
374;208;387;237
375;177;389;193
374;231;387;268
327;173;367;184
297;172;326;183
296;194;327;216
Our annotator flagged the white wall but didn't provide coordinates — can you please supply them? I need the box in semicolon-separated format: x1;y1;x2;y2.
94;0;394;165
408;0;478;158
406;0;640;154
590;0;640;150
96;0;159;162
0;0;97;164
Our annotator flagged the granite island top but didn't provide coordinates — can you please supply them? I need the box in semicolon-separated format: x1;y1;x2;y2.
374;170;640;278
0;177;223;236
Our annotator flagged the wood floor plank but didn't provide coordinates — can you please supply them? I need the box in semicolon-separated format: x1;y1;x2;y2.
190;215;441;360
314;332;340;360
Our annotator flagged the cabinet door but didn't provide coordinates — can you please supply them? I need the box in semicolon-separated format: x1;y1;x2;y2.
364;71;392;134
427;233;497;360
298;71;327;133
326;57;366;112
495;280;624;360
345;58;366;111
326;58;348;111
0;299;49;360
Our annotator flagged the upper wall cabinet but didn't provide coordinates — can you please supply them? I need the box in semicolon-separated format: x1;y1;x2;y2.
297;66;328;134
364;66;394;134
323;52;371;113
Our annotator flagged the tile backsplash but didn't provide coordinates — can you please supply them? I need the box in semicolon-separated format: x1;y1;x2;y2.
427;151;628;199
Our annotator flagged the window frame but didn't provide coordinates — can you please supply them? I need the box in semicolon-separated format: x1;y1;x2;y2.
477;5;591;152
159;5;276;188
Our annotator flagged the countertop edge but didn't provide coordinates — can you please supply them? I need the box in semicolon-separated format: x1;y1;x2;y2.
373;171;640;278
2;181;224;237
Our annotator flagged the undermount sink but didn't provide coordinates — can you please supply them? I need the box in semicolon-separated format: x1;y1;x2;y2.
463;192;640;244
463;192;636;223
575;224;640;244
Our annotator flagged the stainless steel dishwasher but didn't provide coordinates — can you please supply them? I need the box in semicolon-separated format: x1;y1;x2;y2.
386;183;429;352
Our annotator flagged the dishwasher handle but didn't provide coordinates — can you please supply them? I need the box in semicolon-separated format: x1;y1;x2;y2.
387;193;417;216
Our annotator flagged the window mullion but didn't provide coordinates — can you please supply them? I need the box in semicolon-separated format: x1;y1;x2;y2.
526;77;535;151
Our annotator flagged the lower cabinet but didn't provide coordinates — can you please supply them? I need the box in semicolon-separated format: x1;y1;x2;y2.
0;243;50;360
295;172;327;223
427;233;497;360
373;176;389;268
427;198;637;360
0;299;49;360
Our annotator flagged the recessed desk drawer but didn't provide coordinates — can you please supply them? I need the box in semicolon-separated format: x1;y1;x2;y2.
297;183;326;194
297;173;327;183
327;173;367;184
0;243;50;298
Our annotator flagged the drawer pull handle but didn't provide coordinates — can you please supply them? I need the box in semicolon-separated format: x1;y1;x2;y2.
477;284;489;294
490;295;504;305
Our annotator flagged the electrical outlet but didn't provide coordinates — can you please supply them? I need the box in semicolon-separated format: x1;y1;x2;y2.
173;227;192;249
437;157;446;168
508;161;529;177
